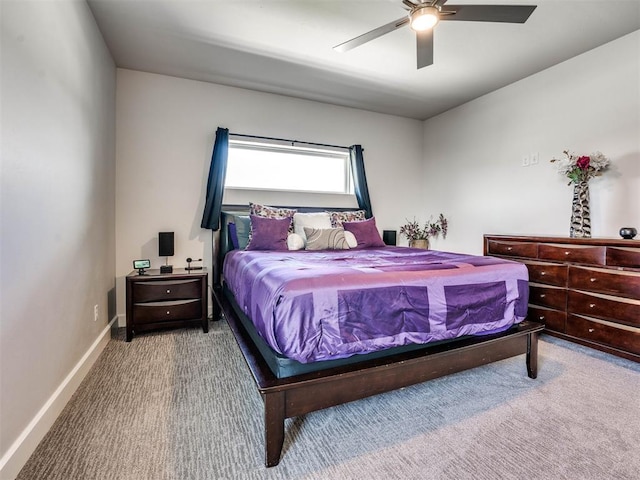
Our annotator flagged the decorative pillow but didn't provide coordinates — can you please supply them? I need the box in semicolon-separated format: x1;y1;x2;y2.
304;227;351;251
228;223;239;250
233;215;252;250
246;215;292;251
293;212;332;243
344;230;358;249
343;217;385;249
327;210;366;228
287;233;305;251
250;203;296;233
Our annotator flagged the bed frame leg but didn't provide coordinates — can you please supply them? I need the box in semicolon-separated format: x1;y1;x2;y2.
526;332;539;379
264;391;285;467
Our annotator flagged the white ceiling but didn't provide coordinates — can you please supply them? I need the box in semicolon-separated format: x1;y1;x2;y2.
87;0;640;120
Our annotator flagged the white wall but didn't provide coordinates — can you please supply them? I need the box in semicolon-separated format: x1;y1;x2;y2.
422;31;640;255
0;1;116;477
115;69;425;323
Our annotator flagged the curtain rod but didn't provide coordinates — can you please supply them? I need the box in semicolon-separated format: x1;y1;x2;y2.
229;132;350;151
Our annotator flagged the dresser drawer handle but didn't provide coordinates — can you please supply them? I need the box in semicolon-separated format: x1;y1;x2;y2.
538;315;545;321
588;328;595;333
507;247;513;251
540;271;546;276
166;289;171;294
589;303;596;308
590;278;597;282
564;251;570;256
539;294;546;298
166;310;171;315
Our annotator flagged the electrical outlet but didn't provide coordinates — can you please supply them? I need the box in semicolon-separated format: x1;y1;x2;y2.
522;155;530;167
94;304;99;322
530;152;539;165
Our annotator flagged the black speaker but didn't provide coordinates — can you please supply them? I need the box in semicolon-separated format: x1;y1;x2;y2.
158;232;175;257
383;230;397;246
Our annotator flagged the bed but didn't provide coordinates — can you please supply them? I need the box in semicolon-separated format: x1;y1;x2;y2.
212;205;543;467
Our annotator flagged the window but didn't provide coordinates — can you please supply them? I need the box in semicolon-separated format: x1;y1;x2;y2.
225;138;353;195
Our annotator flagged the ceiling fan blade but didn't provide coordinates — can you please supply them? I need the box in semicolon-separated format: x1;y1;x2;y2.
334;16;409;53
416;29;434;69
440;5;536;23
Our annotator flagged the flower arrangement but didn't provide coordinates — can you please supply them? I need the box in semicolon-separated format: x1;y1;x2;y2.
550;150;610;185
400;214;448;242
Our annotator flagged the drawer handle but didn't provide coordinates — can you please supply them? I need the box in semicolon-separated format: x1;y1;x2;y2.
539;294;546;298
589;303;596;308
590;278;597;282
588;328;595;333
538;315;545;321
166;289;171;294
166;310;171;315
507;247;513;251
564;251;570;256
540;271;546;276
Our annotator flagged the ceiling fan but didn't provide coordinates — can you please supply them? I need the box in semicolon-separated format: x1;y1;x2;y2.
334;0;537;69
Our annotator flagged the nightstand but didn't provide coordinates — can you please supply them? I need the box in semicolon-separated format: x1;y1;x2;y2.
125;268;208;341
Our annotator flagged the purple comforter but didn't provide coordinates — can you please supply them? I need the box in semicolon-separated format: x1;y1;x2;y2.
223;246;529;363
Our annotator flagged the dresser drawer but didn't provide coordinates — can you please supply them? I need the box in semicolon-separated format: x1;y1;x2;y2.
524;261;567;287
568;290;640;327
528;305;566;333
538;244;606;265
133;299;202;324
487;240;537;259
529;284;567;310
566;314;640;355
606;247;640;269
568;266;640;300
132;279;202;302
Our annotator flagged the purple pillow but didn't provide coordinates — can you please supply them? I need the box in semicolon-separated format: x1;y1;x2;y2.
228;223;239;250
343;217;385;249
246;215;292;251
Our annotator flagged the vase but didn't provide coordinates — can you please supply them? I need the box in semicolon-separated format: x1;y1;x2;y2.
570;181;591;238
410;239;429;249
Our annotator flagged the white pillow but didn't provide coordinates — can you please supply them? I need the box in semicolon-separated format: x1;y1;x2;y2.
293;212;332;244
344;231;358;249
287;233;305;251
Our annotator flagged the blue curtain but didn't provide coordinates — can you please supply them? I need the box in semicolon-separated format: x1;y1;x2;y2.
201;127;229;231
349;144;373;219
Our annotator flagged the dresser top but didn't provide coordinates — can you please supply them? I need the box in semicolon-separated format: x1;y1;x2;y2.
484;235;640;248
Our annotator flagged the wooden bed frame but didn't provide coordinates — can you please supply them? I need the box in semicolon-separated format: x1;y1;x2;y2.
212;206;544;467
214;292;542;467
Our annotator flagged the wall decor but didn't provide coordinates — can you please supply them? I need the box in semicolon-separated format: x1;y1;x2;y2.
550;150;610;238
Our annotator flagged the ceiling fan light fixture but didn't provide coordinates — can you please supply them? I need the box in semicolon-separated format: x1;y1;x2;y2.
410;6;439;31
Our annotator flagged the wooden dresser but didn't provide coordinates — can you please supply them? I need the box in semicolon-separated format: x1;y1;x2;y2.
484;235;639;362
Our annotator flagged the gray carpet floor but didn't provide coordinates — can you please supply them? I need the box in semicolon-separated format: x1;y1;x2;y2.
17;319;640;480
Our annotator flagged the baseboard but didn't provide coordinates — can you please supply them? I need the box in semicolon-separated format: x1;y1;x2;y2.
0;316;118;480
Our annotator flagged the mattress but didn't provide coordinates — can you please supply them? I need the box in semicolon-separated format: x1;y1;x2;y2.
223;246;529;364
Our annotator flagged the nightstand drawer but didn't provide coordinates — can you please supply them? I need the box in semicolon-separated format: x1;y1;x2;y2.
539;244;606;265
528;305;566;332
133;299;202;324
487;240;537;259
568;290;640;327
529;284;566;310
524;261;567;287
568;266;640;299
566;314;640;355
606;247;640;269
133;279;202;302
